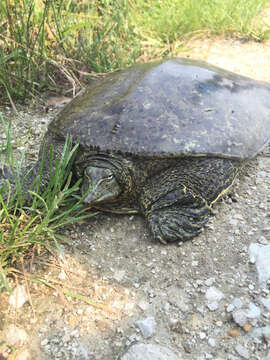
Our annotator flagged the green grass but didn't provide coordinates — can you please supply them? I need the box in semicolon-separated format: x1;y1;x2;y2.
0;0;269;102
133;0;270;47
0;114;96;292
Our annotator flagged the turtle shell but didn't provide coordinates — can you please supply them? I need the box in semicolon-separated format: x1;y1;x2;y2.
49;58;270;160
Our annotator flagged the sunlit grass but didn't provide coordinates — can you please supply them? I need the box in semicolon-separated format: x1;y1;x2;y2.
0;114;96;292
0;0;269;102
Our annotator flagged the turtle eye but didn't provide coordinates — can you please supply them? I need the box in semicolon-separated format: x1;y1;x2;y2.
106;174;114;181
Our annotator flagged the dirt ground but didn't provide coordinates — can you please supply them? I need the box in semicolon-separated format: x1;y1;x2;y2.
0;37;270;360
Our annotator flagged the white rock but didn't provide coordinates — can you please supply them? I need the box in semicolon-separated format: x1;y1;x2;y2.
138;299;150;311
264;351;270;360
250;326;270;341
199;332;206;339
247;302;261;319
9;285;28;308
226;304;235;312
5;324;28;345
205;278;215;286
207;301;219;311
248;243;270;285
232;298;243;309
113;269;126;282
232;309;247;327
135;317;156;339
208;338;216;347
205;286;224;311
205;287;224;302
121;343;179;360
261;297;270;310
235;344;249;359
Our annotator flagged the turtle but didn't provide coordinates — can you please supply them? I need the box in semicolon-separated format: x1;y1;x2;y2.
1;58;270;244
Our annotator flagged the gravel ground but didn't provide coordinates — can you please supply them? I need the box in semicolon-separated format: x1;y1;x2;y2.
0;37;270;360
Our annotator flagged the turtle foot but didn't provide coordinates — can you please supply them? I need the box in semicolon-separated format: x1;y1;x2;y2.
146;200;209;244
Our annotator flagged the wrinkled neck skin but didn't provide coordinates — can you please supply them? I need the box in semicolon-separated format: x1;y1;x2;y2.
75;151;139;213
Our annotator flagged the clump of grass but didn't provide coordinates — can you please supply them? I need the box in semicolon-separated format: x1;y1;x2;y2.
1;0;269;102
0;114;95;292
132;0;270;56
0;0;141;101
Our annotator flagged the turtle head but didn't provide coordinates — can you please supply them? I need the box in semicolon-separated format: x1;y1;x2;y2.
81;166;122;205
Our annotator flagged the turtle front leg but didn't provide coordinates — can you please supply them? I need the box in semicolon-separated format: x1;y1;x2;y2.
139;158;239;243
140;184;209;243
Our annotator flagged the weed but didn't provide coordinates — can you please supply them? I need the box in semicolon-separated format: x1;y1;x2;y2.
0;114;96;292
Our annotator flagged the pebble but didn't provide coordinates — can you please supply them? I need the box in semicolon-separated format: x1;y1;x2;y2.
228;329;240;337
121;343;180;360
235;344;249;359
247;302;261;319
261;297;270;310
208;338;216;347
249;326;270;341
5;324;28;345
205;286;224;311
205;278;215;286
9;285;29;308
248;243;270;284
232;298;243;309
113;269;126;282
135;317;156;339
226;304;235;312
232;309;248;327
199;332;206;339
138;299;150;311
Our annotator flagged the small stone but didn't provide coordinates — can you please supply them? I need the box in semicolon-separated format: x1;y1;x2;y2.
205;278;215;286
207;301;219;311
113;270;126;282
243;323;251;333
5;325;28;345
208;338;216;347
250;326;270;341
226;304;235;312
135;317;156;339
228;328;240;337
199;332;206;339
232;298;243;309
205;287;224;302
261;297;270;310
205;286;224;311
248;243;270;285
138;299;149;311
258;236;268;245
121;343;179;360
232;309;247;327
235;344;249;359
247;302;261;319
9;285;28;308
40;338;48;346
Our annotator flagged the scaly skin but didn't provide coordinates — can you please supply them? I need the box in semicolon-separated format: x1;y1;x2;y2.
139;158;240;243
